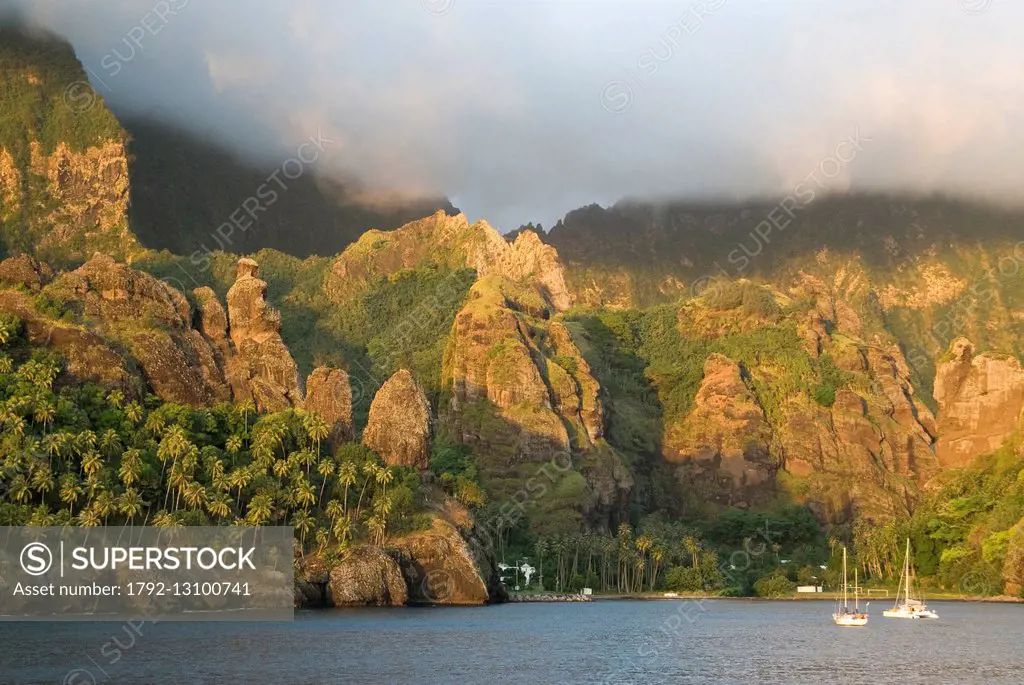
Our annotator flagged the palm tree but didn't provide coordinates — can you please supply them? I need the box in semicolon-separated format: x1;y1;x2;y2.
292;477;317;511
337;461;357;511
246;493;274;527
367;514;387;546
326;498;344;535
93;489;116;525
118;448;142;487
292;509;315;549
355;461;378;515
124;402;143;425
316;459;334;505
117;488;144;525
535;538;549;590
303;413;330;462
228;468;252;507
206;492;232;521
78;506;102;528
58;473;82;515
29;464;54;497
183;481;209;511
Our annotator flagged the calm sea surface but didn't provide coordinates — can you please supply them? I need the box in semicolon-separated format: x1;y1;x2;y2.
1;600;1022;684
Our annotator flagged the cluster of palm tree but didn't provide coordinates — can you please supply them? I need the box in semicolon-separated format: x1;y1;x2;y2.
0;339;416;555
529;523;723;594
851;518;908;580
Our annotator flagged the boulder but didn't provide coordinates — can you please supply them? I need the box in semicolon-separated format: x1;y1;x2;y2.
363;369;432;469
305;367;354;446
327;546;408;607
0;254;53;291
392;516;505;605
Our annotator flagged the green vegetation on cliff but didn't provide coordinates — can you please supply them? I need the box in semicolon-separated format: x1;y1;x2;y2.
0;315;425;550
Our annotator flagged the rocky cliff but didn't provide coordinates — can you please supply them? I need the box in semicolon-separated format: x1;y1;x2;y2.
934;338;1024;469
442;274;632;531
664;354;773;493
0;28;138;263
0;253;312;413
324;211;571;312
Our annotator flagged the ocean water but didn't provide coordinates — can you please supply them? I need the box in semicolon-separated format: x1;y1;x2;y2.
1;599;1022;684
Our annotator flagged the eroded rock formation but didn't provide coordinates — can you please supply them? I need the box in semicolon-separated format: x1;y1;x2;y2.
934;338;1024;469
305;366;354;446
43;254;230;405
392;516;505;605
325;210;572;312
363;369;432;469
326;546;409;607
225;258;303;411
665;354;773;493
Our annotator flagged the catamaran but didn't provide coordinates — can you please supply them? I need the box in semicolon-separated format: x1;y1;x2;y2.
833;546;869;626
883;538;939;619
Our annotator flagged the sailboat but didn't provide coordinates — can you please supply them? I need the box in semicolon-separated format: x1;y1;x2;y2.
833;546;869;626
883;538;939;619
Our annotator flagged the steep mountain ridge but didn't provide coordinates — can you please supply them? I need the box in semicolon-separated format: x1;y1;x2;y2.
4;28;1024;592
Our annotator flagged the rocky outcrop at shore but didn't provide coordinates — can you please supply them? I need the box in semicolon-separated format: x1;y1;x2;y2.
391;514;506;606
327;546;409;607
507;593;592;602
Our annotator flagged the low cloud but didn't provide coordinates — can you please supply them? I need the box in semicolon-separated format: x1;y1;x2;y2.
5;0;1024;229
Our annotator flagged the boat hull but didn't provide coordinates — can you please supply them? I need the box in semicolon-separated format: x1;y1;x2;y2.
833;613;869;626
883;608;938;619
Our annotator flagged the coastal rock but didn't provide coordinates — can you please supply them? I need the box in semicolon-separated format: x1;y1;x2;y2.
363;369;431;469
327;546;408;607
305;366;354;446
392;516;505;605
934;338;1024;468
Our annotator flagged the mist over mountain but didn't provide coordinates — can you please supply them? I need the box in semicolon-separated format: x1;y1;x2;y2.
5;0;1024;230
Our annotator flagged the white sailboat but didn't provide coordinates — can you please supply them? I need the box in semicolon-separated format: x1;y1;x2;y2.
833;546;869;626
883;538;938;619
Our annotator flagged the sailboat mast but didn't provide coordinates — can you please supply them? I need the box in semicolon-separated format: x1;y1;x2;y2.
854;567;859;610
842;547;848;608
904;537;911;603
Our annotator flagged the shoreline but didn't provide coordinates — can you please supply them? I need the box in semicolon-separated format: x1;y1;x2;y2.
507;593;1024;605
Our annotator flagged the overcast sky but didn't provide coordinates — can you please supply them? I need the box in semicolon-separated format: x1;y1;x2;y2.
6;0;1024;230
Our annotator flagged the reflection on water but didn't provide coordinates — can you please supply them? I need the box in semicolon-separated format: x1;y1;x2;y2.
1;600;1023;684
